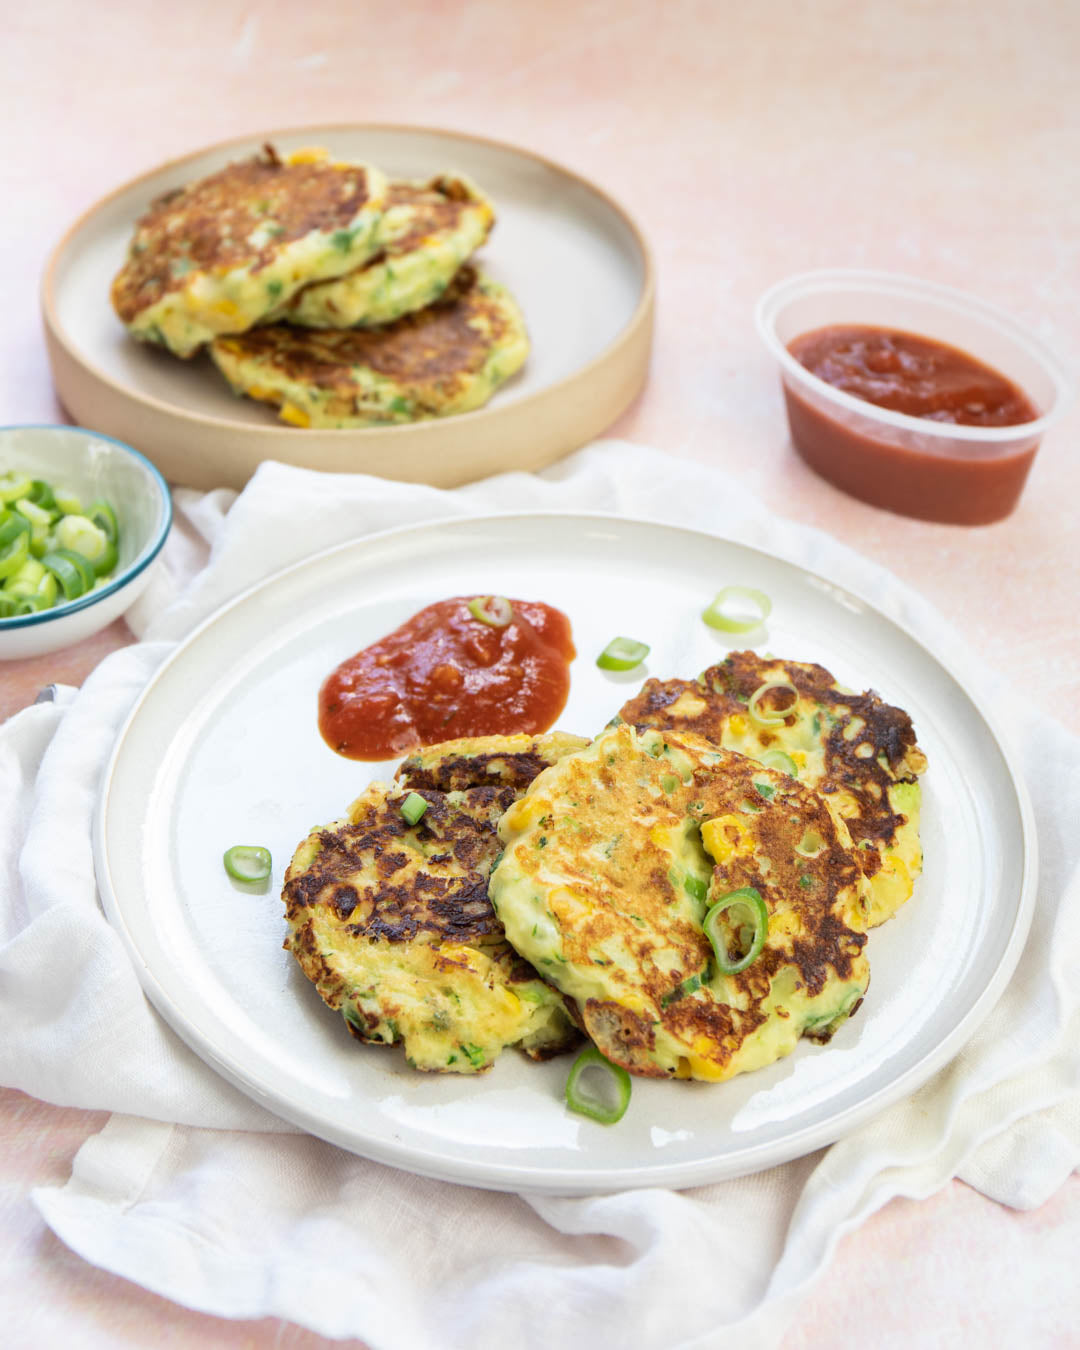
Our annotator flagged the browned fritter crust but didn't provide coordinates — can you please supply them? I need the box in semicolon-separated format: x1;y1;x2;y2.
619;650;926;866
283;785;509;948
283;175;493;318
111;145;381;321
396;731;591;795
217;263;504;389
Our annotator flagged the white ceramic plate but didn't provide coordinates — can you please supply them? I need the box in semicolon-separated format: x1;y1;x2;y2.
44;126;654;491
94;516;1036;1194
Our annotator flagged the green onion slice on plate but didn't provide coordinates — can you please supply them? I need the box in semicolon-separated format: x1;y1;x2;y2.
704;887;769;975
596;636;650;671
467;595;513;627
400;791;428;826
223;845;273;883
702;586;771;633
564;1045;632;1124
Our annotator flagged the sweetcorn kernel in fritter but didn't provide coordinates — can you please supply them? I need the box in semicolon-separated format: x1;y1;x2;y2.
282;733;587;1073
279;174;496;329
619;651;928;929
489;724;870;1082
209;265;529;428
111;145;389;357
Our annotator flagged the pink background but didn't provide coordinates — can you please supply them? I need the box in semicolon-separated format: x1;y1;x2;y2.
3;1;1079;1344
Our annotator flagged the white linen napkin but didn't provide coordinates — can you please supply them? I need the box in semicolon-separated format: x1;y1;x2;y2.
4;441;1080;1348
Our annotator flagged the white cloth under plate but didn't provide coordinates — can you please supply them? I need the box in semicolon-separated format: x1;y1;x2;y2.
4;442;1080;1348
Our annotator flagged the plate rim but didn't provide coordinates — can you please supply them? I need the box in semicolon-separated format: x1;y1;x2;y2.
41;120;656;458
93;510;1039;1193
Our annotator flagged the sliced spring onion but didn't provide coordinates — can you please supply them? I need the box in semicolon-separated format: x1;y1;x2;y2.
400;791;429;826
683;872;708;904
704;887;769;975
0;477;121;622
564;1045;632;1124
596;636;650;672
223;844;272;882
0;474;32;504
794;828;827;859
41;549;94;600
87;499;119;542
747;679;799;728
467;595;513;627
27;480;60;516
702;586;772;634
0;513;31;580
760;749;798;777
55;514;109;565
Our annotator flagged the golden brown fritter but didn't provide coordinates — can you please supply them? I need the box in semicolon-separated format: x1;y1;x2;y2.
111;145;388;355
282;733;587;1073
282;174;496;328
209;265;530;427
490;724;870;1082
618;651;927;928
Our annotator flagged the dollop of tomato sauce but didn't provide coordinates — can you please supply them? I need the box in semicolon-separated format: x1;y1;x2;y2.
318;596;575;760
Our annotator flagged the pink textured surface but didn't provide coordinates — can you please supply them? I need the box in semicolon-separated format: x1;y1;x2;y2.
3;1;1079;1345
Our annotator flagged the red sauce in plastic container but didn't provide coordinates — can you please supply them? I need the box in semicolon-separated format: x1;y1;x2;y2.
318;595;575;760
783;325;1042;525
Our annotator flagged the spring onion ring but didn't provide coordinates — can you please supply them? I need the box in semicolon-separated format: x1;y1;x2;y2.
760;749;799;777
400;792;429;826
0;513;30;581
747;679;799;728
564;1046;632;1124
704;887;769;975
794;829;827;859
467;595;513;627
596;636;650;671
223;844;272;882
702;586;772;634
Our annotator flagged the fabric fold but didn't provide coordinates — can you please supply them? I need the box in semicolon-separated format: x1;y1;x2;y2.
4;440;1077;1348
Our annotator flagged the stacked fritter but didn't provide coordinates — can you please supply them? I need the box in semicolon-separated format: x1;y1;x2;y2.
111;146;528;427
283;655;928;1082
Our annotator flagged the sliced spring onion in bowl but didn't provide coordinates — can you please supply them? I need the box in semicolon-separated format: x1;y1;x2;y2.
704;887;769;975
702;586;772;633
400;792;429;826
747;679;799;728
223;844;272;882
597;636;650;671
467;595;513;627
564;1045;632;1124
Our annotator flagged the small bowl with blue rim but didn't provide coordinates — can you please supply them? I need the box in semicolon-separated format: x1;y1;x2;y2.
0;425;172;660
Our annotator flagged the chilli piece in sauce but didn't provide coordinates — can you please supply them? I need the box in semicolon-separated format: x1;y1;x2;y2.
319;595;575;760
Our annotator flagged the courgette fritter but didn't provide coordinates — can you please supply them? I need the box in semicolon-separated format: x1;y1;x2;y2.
279;174;495;329
282;733;587;1073
490;724;870;1082
111;145;388;357
210;265;529;428
619;651;927;929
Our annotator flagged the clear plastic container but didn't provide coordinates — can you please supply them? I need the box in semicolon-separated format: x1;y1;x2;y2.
755;269;1073;524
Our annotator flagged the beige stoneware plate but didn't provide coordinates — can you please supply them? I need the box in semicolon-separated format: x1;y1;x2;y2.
93;514;1036;1195
43;126;654;491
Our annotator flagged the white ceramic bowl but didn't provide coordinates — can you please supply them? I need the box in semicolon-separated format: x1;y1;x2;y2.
0;425;171;659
